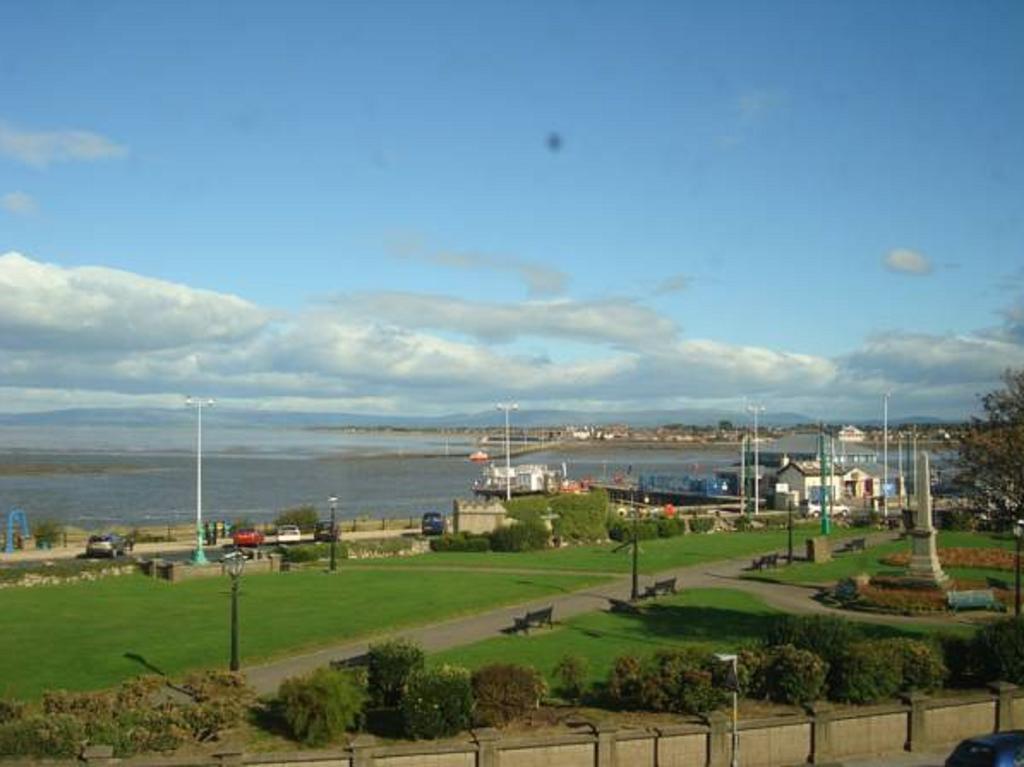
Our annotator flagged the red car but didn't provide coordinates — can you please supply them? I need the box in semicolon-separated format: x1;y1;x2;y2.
232;529;265;547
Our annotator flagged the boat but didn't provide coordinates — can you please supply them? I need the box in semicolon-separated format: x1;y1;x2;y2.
469;451;490;463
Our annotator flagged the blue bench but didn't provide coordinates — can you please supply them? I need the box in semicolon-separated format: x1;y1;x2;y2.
947;589;1004;612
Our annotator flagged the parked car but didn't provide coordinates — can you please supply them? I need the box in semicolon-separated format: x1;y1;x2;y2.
421;512;446;536
232;528;265;547
275;524;302;544
314;521;340;542
806;502;850;518
85;533;130;558
946;732;1024;766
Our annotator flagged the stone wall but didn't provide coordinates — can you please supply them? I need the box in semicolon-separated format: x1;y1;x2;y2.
75;685;1024;767
452;499;507;535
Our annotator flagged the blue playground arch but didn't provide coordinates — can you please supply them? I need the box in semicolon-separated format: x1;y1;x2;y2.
5;508;28;553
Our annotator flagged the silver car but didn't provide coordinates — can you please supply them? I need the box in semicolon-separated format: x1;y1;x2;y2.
85;533;130;558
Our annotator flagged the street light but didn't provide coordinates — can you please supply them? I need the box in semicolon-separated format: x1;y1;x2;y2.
328;495;339;573
1015;520;1023;617
186;396;215;565
715;653;739;767
746;404;765;516
224;549;245;671
496;402;519;502
882;393;891;516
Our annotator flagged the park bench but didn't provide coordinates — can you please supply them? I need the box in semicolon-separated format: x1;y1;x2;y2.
840;537;867;553
512;605;554;633
947;589;1005;613
751;553;780;571
642;577;678;598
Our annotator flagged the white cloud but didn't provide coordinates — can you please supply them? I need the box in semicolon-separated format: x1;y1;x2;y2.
0;120;128;168
336;292;678;349
0;252;271;352
389;239;568;297
883;248;933;275
2;251;1023;420
1;191;37;216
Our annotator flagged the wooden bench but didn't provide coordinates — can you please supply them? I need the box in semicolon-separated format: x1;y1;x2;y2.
513;606;554;633
947;589;1004;613
751;553;780;570
608;598;642;614
642;577;678;598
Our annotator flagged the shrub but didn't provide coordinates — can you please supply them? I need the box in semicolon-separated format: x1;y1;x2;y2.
278;668;367;746
764;615;861;667
0;699;25;724
875;638;947;692
551;490;610;542
735;647;769;699
639;650;726;716
656;517;687;538
971;615;1024;685
401;666;474;739
489;521;549;552
940;633;980;687
830;641;903;704
274;505;320;532
31;519;63;546
607;655;645;709
607;518;659;542
472;664;547;726
553;654;589;703
430;533;491;552
367;639;426;707
941;509;977;532
690;517;715;534
0;713;85;759
764;645;828;705
178;670;254;742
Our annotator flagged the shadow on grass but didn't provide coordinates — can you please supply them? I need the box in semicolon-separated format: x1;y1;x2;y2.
123;652;166;676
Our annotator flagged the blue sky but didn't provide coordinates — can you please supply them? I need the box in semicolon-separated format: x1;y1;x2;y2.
1;0;1022;419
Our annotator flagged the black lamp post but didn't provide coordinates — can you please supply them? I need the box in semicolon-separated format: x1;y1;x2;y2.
329;495;339;573
1015;520;1023;617
225;550;245;671
787;499;794;564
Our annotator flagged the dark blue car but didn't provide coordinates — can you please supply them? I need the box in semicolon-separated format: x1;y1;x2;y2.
421;512;445;536
946;732;1024;767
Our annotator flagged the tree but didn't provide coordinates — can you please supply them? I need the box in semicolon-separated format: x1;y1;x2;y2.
958;369;1024;530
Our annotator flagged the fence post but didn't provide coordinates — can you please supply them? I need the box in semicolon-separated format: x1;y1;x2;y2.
594;721;618;767
807;701;833;764
902;692;930;752
706;710;731;767
473;727;501;767
351;733;377;767
990;681;1018;732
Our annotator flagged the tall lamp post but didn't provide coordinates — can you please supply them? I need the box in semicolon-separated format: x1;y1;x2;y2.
715;653;740;767
883;391;891;520
1015;520;1023;617
225;550;245;671
186;396;214;565
497;402;518;502
746;404;765;516
329;495;339;573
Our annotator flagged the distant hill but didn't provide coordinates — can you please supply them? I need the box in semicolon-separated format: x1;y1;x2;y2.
0;405;827;429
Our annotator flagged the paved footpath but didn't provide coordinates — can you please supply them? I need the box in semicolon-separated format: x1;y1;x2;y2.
244;531;970;694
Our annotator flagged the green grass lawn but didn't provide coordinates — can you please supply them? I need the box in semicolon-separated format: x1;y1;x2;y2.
745;531;1016;586
429;587;954;689
0;568;606;700
347;526;862;575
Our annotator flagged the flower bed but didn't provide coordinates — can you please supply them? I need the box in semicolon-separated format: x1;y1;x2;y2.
846;574;1010;613
882;547;1015;572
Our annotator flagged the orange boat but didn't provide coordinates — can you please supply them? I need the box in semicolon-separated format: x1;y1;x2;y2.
469;450;489;463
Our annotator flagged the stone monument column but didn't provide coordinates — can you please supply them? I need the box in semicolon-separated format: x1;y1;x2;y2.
907;451;948;587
